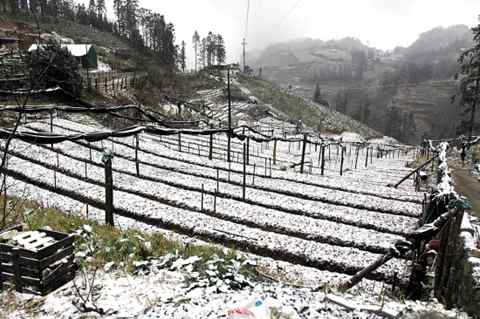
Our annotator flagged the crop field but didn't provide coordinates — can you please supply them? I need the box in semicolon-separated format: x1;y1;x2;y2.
2;115;422;286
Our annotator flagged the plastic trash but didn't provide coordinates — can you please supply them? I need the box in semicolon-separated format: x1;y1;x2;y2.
226;297;299;319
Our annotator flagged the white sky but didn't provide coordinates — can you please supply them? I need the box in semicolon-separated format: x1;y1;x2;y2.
78;0;479;67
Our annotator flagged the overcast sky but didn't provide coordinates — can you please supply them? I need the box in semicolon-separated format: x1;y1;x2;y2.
79;0;479;66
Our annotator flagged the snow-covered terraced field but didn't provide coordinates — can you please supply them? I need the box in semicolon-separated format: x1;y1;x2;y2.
36;118;422;198
25;121;422;218
2;117;424;284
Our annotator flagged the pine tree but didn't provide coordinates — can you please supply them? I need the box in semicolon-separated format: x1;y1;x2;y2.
88;0;96;26
199;38;207;69
335;90;348;114
216;34;226;65
313;82;322;104
19;0;28;12
192;31;200;72
29;0;39;13
206;32;215;66
96;0;105;16
179;40;186;72
455;17;480;139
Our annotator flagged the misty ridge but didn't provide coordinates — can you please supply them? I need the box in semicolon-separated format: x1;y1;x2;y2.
247;24;475;144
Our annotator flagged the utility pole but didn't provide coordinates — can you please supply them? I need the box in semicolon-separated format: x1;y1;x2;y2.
227;67;232;162
242;38;247;73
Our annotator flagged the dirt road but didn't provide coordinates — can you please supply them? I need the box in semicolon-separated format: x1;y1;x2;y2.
451;166;480;218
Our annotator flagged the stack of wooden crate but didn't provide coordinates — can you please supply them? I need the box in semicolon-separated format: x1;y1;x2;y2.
0;224;77;295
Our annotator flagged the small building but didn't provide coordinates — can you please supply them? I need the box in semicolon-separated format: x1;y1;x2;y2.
28;44;98;69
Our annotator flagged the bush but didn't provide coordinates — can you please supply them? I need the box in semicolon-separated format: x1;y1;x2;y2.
26;43;83;97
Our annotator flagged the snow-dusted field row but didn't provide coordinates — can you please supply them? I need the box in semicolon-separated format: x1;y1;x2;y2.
4;155;408;281
14;140;419;238
25;121;422;218
5;139;409;253
149;127;417;185
31;118;422;201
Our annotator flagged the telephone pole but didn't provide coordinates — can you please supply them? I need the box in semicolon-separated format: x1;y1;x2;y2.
242;38;247;73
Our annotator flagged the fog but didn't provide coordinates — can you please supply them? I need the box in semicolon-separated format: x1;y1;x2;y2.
78;0;479;66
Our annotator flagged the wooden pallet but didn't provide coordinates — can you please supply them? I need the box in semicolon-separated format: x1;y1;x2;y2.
0;224;77;295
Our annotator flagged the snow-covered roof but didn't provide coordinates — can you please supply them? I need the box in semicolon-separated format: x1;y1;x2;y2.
28;44;93;57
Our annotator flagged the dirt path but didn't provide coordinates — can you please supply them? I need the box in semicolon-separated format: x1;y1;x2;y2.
450;164;480;218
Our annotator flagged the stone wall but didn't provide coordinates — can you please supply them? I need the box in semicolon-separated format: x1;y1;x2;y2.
448;214;480;317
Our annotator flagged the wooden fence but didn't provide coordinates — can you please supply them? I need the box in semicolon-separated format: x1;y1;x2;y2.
80;71;147;95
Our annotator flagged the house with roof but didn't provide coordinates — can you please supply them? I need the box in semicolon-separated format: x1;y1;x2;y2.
28;44;98;69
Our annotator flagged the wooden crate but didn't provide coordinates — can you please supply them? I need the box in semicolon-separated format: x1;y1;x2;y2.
0;225;77;295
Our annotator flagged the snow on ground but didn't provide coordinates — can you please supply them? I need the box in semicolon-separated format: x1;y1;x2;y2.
0;114;440;318
5;255;469;319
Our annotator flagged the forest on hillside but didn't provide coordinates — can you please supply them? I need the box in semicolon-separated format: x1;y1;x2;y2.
251;26;475;143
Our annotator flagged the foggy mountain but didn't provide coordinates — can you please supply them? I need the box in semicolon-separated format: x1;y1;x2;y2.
249;25;473;143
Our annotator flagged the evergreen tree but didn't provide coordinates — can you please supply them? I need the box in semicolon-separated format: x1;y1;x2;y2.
30;0;39;14
335;89;349;114
27;43;82;97
216;34;226;65
199;38;207;69
179;40;186;72
49;0;59;17
206;31;215;66
313;82;322;104
19;0;28;12
455;18;480;139
96;0;105;16
88;0;97;26
192;31;200;72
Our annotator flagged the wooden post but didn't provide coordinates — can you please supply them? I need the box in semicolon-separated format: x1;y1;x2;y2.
340;146;345;176
104;154;114;227
269;158;272;177
228;162;231;182
300;134;307;174
243;143;246;200
253;163;256;185
216;168;219;191
342;252;395;290
273;140;277;165
354;146;360;169
209;133;213;160
201;184;204;211
365;147;369;168
264;158;267;176
392;156;437;188
135;134;140;176
213;190;217;213
50;110;54;133
246;137;250;165
227;68;232;163
178;133;182;152
321;145;325;175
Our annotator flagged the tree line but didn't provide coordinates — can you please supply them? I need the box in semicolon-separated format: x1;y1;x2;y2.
192;30;226;72
2;0;181;70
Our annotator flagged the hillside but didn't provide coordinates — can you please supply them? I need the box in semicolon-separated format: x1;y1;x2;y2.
235;73;380;138
250;25;474;143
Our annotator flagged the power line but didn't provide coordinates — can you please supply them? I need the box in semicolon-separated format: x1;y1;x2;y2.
244;0;250;39
275;0;304;28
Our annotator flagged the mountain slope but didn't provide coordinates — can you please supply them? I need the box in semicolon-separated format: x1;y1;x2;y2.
250;25;473;142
